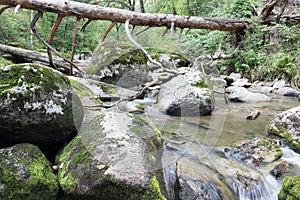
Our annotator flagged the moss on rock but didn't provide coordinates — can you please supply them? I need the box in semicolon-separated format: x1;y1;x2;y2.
278;176;300;200
0;56;13;67
0;143;59;200
55;112;165;199
0;63;83;149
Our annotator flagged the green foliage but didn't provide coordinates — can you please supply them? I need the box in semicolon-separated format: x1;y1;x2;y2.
278;176;300;200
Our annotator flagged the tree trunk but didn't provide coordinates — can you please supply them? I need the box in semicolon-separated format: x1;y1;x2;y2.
0;0;249;31
0;44;87;72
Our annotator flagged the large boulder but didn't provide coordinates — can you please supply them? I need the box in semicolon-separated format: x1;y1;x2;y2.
0;143;59;199
226;86;271;102
278;176;300;200
56;111;166;199
157;75;213;116
268;106;300;153
0;64;83;149
86;40;149;87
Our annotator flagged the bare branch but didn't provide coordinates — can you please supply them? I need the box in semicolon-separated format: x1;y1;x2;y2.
14;4;20;13
0;5;10;15
101;21;117;42
70;17;80;75
80;18;92;32
31;12;83;75
47;14;64;68
135;26;151;36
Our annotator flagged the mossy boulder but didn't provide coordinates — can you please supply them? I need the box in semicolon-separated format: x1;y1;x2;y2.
0;143;59;200
86;40;149;88
56;111;166;199
268;106;300;153
0;64;83;149
278;176;300;200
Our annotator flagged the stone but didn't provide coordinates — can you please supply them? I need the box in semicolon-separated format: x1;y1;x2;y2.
268;106;300;153
157;75;213;116
274;87;300;97
0;143;59;200
223;138;282;168
273;79;287;89
231;78;252;88
226;86;271;102
0;64;83;149
56;111;166;200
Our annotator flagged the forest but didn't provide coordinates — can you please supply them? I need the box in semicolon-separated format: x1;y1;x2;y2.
0;0;300;200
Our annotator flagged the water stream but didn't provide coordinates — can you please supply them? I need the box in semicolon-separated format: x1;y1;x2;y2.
142;93;300;200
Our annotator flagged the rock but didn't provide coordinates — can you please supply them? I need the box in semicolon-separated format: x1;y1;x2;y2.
224;138;282;168
274;87;300;97
273;79;287;89
117;100;144;113
0;143;59;200
56;111;166;199
278;176;300;200
210;77;227;94
231;78;252;88
270;161;290;179
229;72;242;81
226;86;271;102
157;75;213;116
86;40;149;87
268;106;300;153
172;157;235;200
0;64;83;149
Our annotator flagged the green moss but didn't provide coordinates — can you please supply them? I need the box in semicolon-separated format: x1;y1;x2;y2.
135;104;145;110
113;49;148;65
274;151;283;160
142;176;167;200
0;56;13;67
258;140;267;146
0;144;58;200
0;64;68;102
192;79;208;88
278;176;300;200
100;82;117;94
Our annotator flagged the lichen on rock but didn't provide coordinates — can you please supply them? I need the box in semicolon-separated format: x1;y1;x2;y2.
0;63;83;149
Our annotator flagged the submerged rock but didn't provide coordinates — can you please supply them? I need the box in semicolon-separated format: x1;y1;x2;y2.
157;75;213;116
274;87;300;97
226;86;271;102
278;176;300;200
0;143;59;200
0;64;83;149
268;106;300;153
56;111;166;199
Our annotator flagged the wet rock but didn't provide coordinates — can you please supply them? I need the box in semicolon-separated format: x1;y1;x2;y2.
274;87;300;97
117;100;144;113
0;64;83;149
157;75;213;116
278;176;300;200
270;161;290;179
210;77;226;93
226;86;271;102
223;138;282;168
173;157;235;200
268;106;300;153
0;143;59;200
56;111;166;199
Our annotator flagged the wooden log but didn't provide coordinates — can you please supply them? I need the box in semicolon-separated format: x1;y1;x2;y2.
0;44;87;72
0;0;249;31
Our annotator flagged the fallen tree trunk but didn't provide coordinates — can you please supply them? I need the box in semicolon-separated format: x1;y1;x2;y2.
0;44;87;72
0;0;249;31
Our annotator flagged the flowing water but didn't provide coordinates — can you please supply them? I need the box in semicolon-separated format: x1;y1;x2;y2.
142;93;300;200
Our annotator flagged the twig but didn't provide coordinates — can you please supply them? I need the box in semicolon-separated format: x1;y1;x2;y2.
277;0;288;22
0;5;10;15
31;12;83;75
80;19;91;32
178;28;184;45
125;19;163;68
14;4;20;14
70;17;80;75
101;21;117;42
48;14;64;68
135;26;151;36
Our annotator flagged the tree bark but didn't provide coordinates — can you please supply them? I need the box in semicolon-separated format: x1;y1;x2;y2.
0;0;249;31
0;44;87;72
